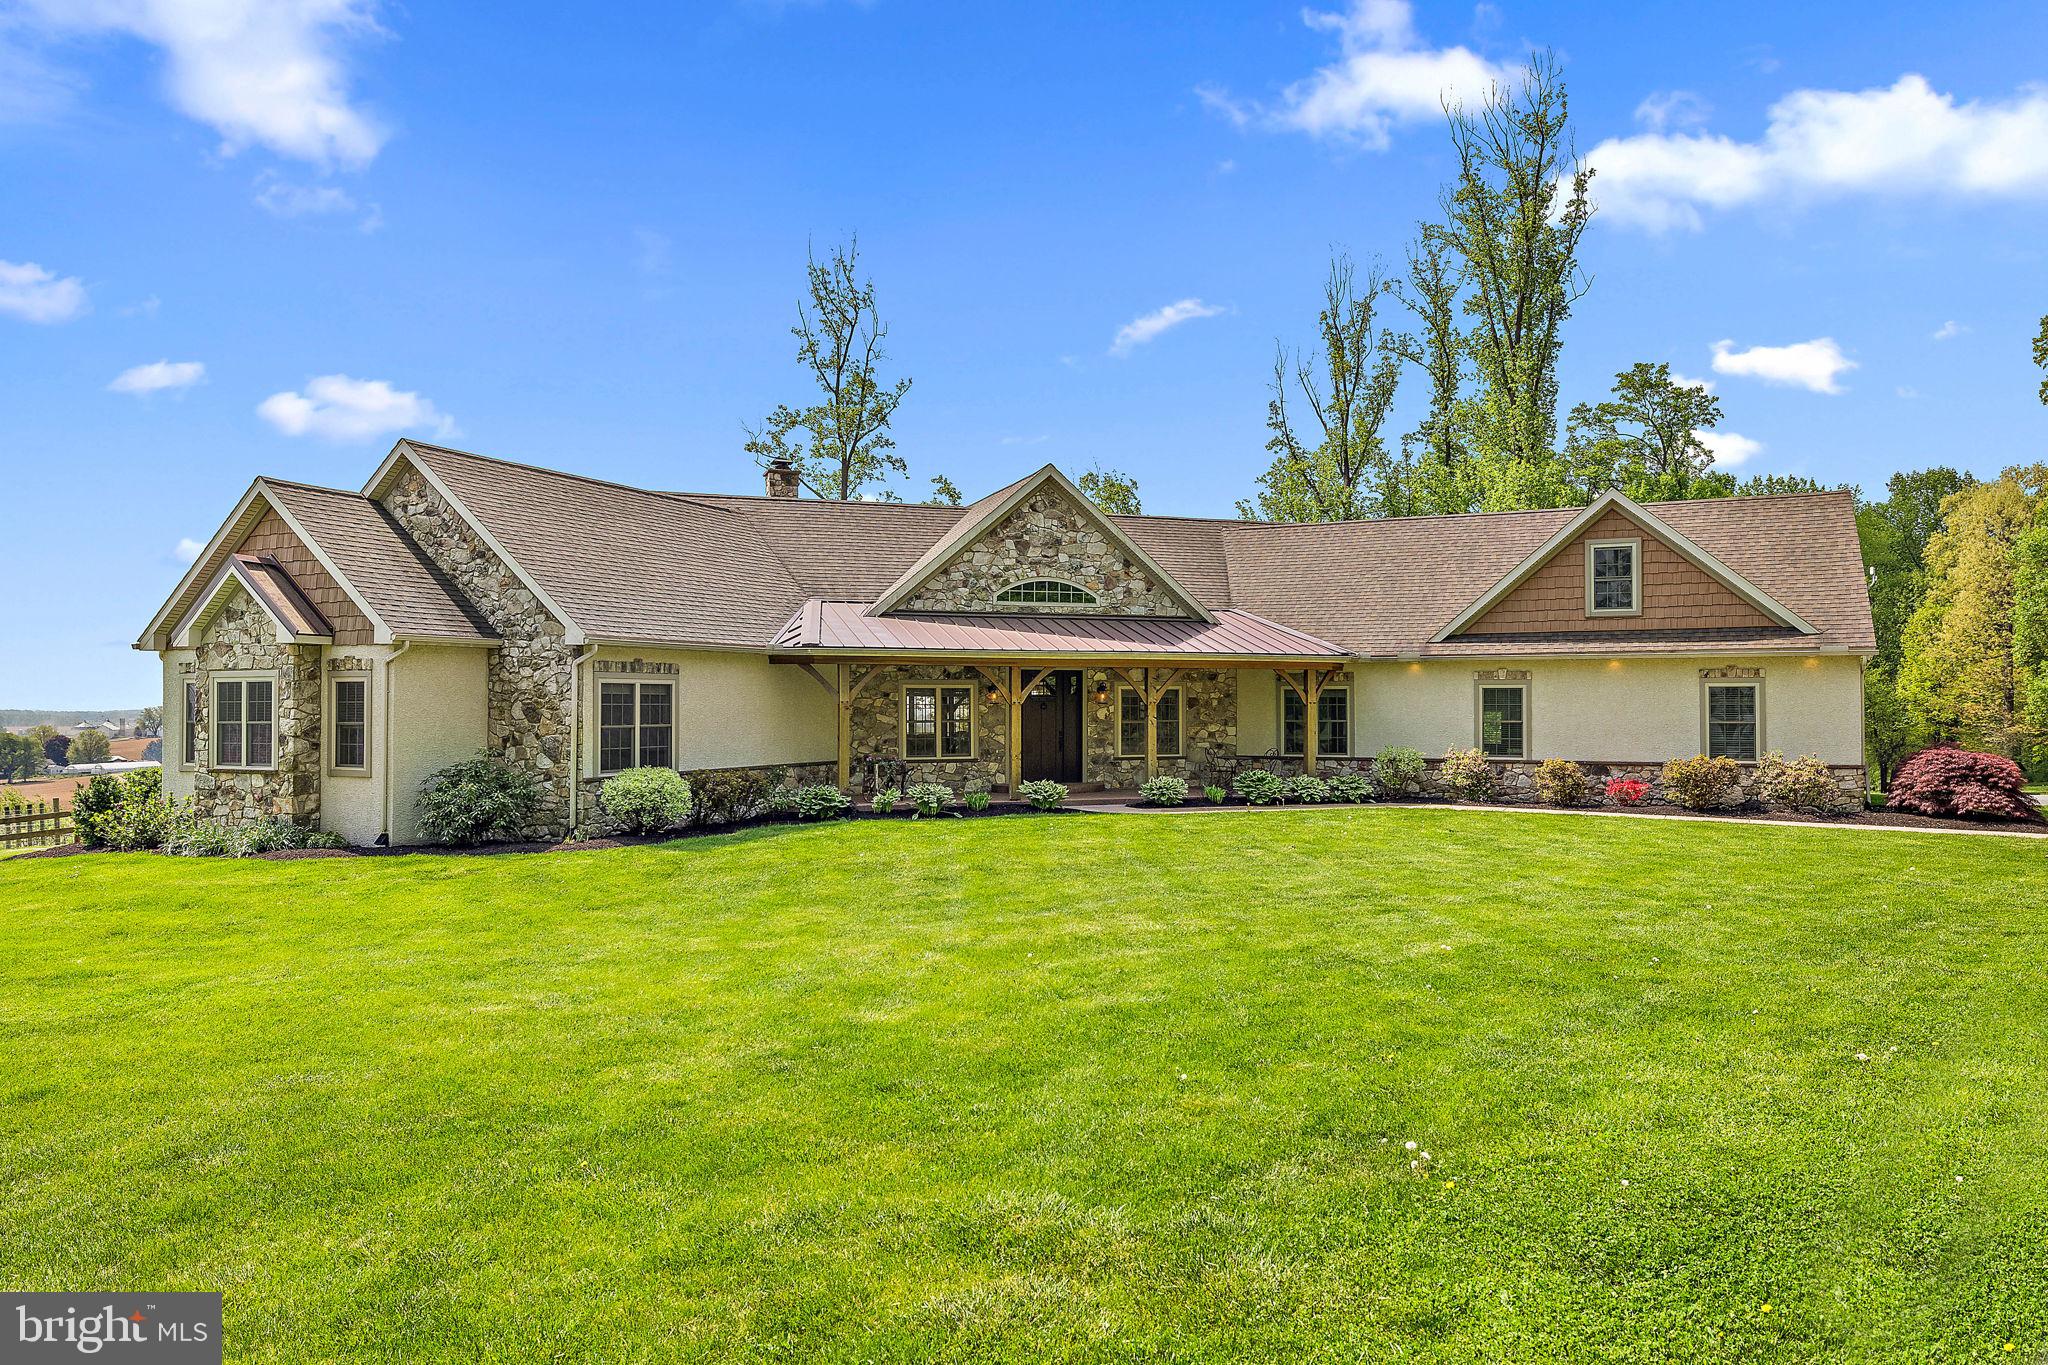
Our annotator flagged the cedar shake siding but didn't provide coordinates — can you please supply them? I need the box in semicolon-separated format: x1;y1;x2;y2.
235;507;377;645
1461;509;1777;637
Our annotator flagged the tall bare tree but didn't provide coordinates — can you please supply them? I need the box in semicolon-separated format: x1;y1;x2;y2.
1237;253;1403;521
745;237;913;500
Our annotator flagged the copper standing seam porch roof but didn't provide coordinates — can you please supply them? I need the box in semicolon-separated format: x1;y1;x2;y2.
772;601;1350;659
231;554;333;638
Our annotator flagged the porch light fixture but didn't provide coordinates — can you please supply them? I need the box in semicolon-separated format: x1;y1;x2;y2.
1093;680;1109;705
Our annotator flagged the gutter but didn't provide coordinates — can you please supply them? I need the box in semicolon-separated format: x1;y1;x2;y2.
564;643;597;834
377;639;412;845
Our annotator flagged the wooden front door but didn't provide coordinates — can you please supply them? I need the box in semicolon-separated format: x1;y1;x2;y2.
1020;670;1083;782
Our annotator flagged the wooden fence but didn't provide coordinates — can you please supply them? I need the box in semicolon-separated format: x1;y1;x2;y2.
0;798;72;849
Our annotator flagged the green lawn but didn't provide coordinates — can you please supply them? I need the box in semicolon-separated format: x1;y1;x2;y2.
3;811;2045;1362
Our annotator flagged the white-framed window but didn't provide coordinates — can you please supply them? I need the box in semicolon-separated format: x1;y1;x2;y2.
1477;683;1528;759
1586;538;1642;616
182;681;198;768
599;680;674;773
904;684;974;760
1281;686;1349;756
1703;680;1761;761
211;674;276;770
330;676;370;773
1117;686;1183;758
994;579;1098;606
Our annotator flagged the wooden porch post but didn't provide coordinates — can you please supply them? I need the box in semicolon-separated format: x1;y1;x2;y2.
836;663;853;793
1009;665;1024;795
1143;666;1158;783
1304;669;1321;777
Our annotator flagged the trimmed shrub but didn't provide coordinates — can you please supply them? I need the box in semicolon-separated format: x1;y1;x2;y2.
907;782;953;817
598;767;694;834
1233;768;1285;805
1373;746;1425;796
96;769;174;851
1204;784;1228;805
416;754;544;846
1326;772;1374;803
872;787;901;814
1139;775;1189;806
1439;747;1498;801
1755;751;1851;816
1017;780;1069;811
792;784;853;820
71;773;125;847
964;789;991;812
692;769;772;826
1604;776;1649;806
1532;758;1590;807
1660;755;1742;811
1284;774;1333;804
1888;746;2042;823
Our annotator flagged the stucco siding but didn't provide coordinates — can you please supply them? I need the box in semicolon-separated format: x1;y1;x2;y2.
319;646;392;846
161;650;196;804
1351;655;1864;765
1233;668;1361;760
387;644;489;846
577;649;836;781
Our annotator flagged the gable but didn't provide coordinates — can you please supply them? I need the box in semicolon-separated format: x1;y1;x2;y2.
1459;508;1776;637
892;481;1202;617
235;507;375;644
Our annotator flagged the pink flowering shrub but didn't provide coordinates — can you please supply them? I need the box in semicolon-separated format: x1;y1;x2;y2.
1887;747;2042;823
1604;777;1649;806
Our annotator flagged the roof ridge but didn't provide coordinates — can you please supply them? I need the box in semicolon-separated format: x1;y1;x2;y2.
257;475;365;498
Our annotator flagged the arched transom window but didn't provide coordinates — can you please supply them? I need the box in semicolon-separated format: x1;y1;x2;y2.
994;579;1098;606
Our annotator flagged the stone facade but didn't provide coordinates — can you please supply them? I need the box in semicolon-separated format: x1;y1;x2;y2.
848;665;1011;792
381;466;574;838
1083;668;1238;787
187;584;322;827
898;485;1196;617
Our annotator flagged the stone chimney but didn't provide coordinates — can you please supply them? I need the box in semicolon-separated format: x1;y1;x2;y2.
764;456;800;499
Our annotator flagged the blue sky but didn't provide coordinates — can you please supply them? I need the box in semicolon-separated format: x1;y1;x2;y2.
3;0;2045;706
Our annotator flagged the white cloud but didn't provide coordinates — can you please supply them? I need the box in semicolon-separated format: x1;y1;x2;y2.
16;0;387;167
1696;429;1761;468
174;536;205;563
108;359;205;394
257;373;453;442
0;258;87;322
1634;89;1709;132
1589;75;2048;231
1671;371;1715;392
998;434;1049;447
1199;0;1512;149
1109;298;1227;357
254;175;354;216
1710;337;1857;394
1930;319;1966;341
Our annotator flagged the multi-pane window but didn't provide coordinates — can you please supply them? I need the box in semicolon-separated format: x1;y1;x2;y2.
212;677;274;769
1117;687;1183;758
1282;687;1349;756
1588;540;1639;614
994;579;1098;606
183;682;198;766
598;680;674;772
1705;683;1759;761
332;678;368;770
904;684;974;759
1479;685;1527;759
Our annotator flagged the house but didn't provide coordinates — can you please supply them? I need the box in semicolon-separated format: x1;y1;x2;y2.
136;440;1873;844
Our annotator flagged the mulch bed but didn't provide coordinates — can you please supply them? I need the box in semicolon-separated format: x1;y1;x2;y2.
13;795;2036;862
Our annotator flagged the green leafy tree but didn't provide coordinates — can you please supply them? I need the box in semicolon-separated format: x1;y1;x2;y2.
1077;465;1142;516
2034;312;2047;405
0;732;43;781
926;475;962;506
1563;363;1721;501
69;728;112;763
1439;53;1592;477
1239;254;1404;521
137;705;162;738
2013;510;2048;752
744;237;913;500
1897;467;2046;758
1857;467;1974;676
1731;474;1833;497
1395;227;1468;511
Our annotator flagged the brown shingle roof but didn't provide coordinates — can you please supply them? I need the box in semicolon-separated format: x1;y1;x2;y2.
391;444;1874;657
262;479;498;642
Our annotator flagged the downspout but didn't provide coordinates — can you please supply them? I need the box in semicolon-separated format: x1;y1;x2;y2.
565;643;597;835
378;639;412;845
